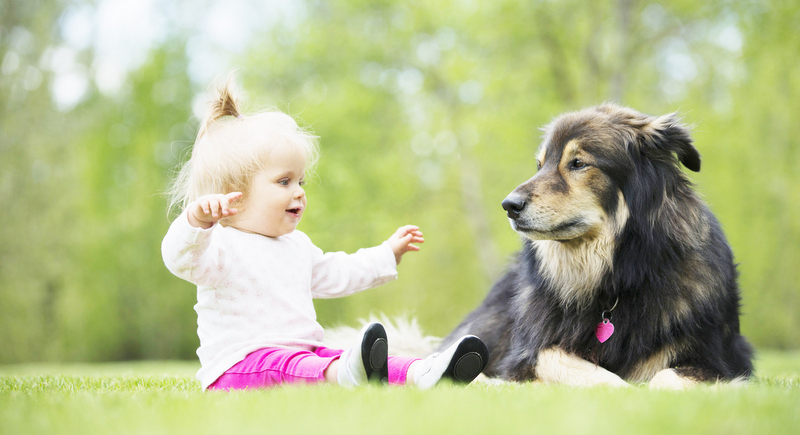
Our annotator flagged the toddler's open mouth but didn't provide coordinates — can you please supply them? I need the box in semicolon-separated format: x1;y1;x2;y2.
286;207;303;217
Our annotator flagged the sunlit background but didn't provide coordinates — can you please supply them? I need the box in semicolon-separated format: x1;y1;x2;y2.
1;0;798;364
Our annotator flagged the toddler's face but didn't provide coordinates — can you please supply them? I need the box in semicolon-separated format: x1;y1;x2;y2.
227;147;307;238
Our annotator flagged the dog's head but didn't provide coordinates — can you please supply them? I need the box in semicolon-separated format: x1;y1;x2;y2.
502;104;701;243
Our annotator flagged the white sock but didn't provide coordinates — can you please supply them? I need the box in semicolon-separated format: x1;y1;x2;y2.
336;348;366;387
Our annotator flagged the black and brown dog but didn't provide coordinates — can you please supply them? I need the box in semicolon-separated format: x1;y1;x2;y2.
441;104;753;388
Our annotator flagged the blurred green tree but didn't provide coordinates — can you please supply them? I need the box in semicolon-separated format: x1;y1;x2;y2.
0;0;797;363
1;0;79;362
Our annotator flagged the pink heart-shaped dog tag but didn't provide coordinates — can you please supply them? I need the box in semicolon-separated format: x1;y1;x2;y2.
595;319;615;343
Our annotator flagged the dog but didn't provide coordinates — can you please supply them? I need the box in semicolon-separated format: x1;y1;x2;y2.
439;104;754;389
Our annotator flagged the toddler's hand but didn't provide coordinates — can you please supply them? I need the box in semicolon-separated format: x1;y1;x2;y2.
387;225;424;265
187;192;243;229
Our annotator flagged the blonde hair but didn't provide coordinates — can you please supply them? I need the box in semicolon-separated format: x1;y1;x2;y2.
167;74;319;216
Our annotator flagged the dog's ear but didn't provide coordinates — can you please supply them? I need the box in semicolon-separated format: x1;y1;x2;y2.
641;113;701;172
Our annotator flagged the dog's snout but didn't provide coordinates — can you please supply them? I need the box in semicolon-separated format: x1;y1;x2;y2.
502;195;527;219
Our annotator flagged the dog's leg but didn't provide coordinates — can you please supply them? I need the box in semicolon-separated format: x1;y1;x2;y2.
535;347;629;387
648;368;700;390
471;373;510;386
649;366;746;390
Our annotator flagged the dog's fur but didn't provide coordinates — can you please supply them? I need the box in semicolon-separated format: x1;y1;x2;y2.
440;104;753;388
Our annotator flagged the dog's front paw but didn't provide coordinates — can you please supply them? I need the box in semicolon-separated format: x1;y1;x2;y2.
536;347;631;388
471;373;509;386
593;371;631;388
649;369;697;390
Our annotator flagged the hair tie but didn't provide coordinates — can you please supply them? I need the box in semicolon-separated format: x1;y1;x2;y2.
236;114;244;120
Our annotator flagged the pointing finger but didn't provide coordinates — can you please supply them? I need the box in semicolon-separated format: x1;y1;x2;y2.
227;192;243;204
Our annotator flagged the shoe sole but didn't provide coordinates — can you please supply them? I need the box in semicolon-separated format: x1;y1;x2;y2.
444;336;489;383
360;323;389;385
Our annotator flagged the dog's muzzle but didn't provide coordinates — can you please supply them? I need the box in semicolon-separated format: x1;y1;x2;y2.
502;194;527;219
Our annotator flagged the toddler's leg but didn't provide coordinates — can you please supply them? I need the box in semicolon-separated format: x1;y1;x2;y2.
336;322;389;387
409;335;489;389
208;347;340;391
387;356;419;385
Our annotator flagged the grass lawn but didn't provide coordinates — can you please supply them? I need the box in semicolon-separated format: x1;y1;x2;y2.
1;350;798;435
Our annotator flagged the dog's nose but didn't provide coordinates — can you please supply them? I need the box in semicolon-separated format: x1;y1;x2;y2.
502;195;527;219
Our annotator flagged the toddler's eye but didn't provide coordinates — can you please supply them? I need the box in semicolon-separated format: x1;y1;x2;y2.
278;179;289;186
299;179;306;187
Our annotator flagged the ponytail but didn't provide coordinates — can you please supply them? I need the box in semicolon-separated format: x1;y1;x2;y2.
197;73;244;140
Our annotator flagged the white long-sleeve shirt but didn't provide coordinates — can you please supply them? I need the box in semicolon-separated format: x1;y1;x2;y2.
161;211;398;389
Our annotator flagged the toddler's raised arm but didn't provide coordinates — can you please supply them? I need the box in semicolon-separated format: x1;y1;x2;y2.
162;194;240;287
308;226;423;299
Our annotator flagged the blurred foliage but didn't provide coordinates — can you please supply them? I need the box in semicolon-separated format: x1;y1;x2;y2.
0;0;798;363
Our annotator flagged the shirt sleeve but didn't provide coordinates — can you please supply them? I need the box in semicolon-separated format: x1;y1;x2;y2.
308;239;398;299
161;211;229;287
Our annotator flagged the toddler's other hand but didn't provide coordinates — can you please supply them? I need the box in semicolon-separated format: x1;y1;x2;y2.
388;225;424;265
187;192;243;229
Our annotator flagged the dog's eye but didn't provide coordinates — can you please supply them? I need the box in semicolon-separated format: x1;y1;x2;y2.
570;158;587;170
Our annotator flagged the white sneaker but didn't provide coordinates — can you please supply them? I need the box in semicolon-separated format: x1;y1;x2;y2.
413;335;488;389
337;322;389;387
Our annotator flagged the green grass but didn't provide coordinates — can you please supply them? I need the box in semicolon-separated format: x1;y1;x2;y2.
2;351;798;435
